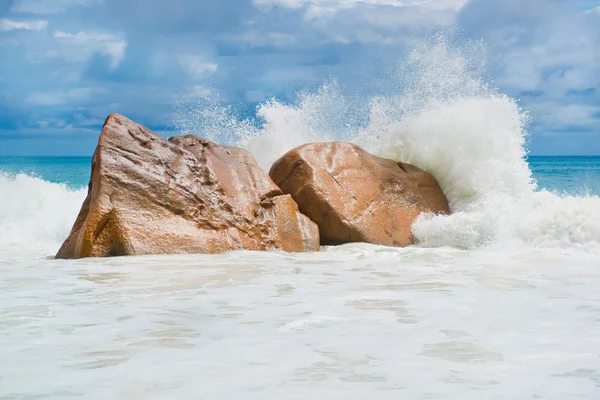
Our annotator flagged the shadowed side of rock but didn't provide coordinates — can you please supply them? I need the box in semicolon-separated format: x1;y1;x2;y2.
56;114;319;259
269;142;449;247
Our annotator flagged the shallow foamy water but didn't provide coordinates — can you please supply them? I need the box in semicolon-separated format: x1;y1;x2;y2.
2;245;600;399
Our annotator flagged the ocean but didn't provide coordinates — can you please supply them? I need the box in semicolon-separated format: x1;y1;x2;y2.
2;40;600;399
2;155;600;194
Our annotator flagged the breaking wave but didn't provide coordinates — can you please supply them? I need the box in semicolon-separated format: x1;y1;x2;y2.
174;35;600;251
0;173;86;251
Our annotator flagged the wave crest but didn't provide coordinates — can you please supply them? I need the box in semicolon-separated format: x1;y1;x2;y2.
0;173;86;251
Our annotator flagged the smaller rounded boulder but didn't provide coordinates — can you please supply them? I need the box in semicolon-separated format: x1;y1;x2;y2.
269;142;449;247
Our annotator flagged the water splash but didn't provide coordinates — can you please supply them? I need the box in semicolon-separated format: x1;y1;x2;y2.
174;89;259;146
172;34;600;251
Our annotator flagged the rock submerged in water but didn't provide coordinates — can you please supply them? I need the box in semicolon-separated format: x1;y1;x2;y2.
269;142;449;247
56;113;320;259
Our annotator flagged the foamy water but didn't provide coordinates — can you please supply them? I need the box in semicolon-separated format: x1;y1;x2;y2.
2;36;600;399
2;246;600;399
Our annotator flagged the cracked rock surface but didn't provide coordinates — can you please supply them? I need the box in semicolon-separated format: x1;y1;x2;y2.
269;142;449;247
56;113;319;259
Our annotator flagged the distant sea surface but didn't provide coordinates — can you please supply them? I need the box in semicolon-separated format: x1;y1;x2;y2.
529;156;600;196
0;156;92;188
1;155;599;194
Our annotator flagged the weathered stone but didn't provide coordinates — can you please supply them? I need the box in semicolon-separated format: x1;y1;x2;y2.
56;114;319;259
269;142;449;247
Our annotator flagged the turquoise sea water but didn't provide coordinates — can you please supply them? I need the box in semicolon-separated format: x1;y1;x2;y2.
0;156;92;188
529;156;600;196
1;155;599;195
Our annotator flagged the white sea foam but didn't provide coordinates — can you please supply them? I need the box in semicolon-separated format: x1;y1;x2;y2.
2;245;600;399
0;172;86;252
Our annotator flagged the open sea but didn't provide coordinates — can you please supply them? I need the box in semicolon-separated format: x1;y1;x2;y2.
1;155;600;194
2;41;600;399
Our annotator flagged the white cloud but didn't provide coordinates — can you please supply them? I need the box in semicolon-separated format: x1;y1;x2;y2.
253;0;304;8
10;0;99;14
249;0;468;46
585;6;600;15
53;30;127;68
238;32;297;47
483;12;599;96
527;102;600;132
178;55;218;78
25;87;107;106
188;85;214;98
456;0;600;139
0;18;48;31
302;0;467;20
254;0;469;13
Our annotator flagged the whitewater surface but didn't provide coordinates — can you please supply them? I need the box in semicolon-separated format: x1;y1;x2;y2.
2;36;600;399
0;173;86;251
2;246;600;399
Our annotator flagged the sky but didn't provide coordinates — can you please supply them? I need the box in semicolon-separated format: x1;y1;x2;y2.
0;0;599;156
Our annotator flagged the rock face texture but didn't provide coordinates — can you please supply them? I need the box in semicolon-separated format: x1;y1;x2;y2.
269;142;449;247
56;114;319;259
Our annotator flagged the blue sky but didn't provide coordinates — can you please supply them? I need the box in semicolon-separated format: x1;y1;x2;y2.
1;0;599;156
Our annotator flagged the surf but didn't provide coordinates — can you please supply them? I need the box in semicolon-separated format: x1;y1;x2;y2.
0;172;86;250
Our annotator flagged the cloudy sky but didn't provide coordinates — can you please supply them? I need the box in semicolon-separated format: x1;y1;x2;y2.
1;0;599;156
